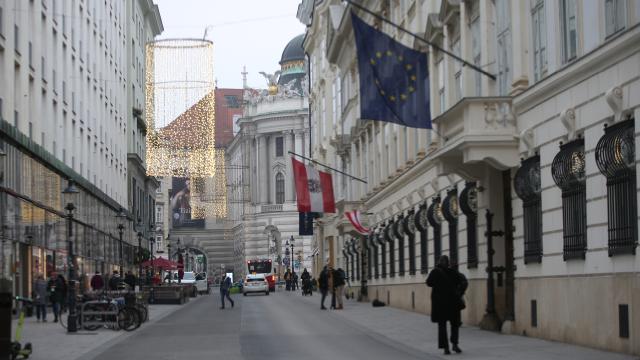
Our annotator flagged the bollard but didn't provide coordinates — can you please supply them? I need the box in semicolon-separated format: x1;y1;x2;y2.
0;280;12;360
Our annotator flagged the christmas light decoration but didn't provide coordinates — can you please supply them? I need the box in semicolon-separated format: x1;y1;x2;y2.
189;148;228;218
145;39;216;177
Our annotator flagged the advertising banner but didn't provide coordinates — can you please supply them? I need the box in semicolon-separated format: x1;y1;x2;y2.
170;177;205;228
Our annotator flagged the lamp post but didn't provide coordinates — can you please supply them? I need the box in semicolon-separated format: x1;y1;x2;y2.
136;218;143;287
289;236;295;272
166;236;172;284
115;209;127;274
62;179;79;332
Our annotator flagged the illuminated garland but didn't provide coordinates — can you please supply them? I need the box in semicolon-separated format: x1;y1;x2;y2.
145;39;216;177
189;148;228;218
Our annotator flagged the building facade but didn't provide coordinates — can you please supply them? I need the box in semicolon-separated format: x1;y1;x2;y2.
227;34;314;279
0;0;163;298
299;0;639;355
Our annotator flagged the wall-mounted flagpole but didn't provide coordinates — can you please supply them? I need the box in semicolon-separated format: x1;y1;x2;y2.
345;0;496;81
289;151;368;184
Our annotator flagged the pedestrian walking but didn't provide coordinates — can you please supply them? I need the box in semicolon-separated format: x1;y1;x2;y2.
90;271;104;291
219;275;234;309
49;273;67;320
33;274;48;322
334;267;346;309
124;271;137;289
284;269;291;291
292;271;298;291
426;255;466;355
318;266;329;309
108;270;122;290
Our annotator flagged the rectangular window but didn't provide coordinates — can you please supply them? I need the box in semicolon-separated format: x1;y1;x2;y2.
437;59;445;112
561;0;577;63
14;24;19;54
41;56;46;81
605;0;626;37
0;6;4;37
495;0;512;95
224;95;240;108
275;136;284;157
452;38;462;101
515;156;543;263
531;0;547;81
14;110;18;128
470;8;481;96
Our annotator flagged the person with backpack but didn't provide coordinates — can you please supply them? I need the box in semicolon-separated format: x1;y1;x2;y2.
426;255;467;355
219;275;234;309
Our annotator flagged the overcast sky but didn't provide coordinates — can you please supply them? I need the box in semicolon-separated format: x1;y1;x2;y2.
154;0;305;90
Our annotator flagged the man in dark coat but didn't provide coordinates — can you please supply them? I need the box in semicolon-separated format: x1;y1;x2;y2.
90;271;104;291
124;271;137;289
219;275;234;309
426;255;465;355
318;265;329;310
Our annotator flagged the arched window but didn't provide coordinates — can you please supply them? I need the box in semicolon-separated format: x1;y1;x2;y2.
275;173;285;204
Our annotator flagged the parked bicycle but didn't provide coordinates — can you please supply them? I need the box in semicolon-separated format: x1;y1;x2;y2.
59;292;142;331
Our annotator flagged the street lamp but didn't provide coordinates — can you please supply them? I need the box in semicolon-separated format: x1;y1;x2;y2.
166;235;172;284
62;179;79;333
115;208;127;274
289;236;295;272
136;218;143;287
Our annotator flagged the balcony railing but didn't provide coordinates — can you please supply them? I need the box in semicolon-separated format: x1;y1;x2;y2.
261;204;283;213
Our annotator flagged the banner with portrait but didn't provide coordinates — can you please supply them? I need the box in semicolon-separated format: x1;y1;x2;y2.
170;177;205;228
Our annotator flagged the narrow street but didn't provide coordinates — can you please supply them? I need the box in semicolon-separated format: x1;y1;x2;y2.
84;291;425;360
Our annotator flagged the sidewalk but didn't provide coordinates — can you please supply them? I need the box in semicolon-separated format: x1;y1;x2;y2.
10;294;208;360
297;292;638;360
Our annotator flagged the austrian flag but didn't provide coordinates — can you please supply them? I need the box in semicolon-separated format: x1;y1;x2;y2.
292;157;336;213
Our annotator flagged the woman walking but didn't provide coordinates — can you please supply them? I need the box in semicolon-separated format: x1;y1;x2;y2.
33;274;48;322
426;255;466;355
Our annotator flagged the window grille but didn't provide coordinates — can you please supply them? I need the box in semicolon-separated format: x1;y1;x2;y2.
379;227;387;278
342;248;350;280
442;188;459;266
366;235;372;280
373;230;381;279
459;182;479;268
385;220;396;277
595;119;637;256
514;155;543;263
403;211;417;275
351;240;359;281
427;196;443;264
394;215;405;276
551;139;587;260
415;203;429;273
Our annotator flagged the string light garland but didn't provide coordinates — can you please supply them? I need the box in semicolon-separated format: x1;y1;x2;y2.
189;149;228;218
145;39;216;177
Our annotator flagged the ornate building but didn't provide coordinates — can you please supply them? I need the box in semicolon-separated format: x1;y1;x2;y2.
227;34;313;279
299;0;640;355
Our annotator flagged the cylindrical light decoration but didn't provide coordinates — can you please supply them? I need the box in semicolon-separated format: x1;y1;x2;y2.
145;39;216;177
189;149;228;218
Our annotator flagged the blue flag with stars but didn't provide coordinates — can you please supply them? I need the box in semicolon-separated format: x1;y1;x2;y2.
351;12;431;129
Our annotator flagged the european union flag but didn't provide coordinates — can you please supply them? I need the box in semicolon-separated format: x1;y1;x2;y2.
351;12;431;129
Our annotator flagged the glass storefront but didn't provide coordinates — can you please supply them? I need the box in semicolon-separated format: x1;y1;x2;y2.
0;141;139;297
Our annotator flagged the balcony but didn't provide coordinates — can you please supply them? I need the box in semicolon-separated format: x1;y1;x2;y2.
260;204;283;213
430;97;520;176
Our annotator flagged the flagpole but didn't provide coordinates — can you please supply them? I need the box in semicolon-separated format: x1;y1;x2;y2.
289;151;368;184
345;0;497;81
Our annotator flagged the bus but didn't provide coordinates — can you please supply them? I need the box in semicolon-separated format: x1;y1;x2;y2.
247;259;275;292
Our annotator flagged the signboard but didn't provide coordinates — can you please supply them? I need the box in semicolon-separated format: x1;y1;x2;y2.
170;177;205;228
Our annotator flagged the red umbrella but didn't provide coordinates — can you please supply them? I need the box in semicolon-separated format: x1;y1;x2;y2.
141;257;179;270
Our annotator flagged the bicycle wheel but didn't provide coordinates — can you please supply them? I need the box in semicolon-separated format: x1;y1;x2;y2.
136;304;148;323
81;304;101;331
59;312;67;329
117;307;141;331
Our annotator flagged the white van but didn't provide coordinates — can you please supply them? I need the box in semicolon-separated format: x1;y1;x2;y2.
166;271;209;294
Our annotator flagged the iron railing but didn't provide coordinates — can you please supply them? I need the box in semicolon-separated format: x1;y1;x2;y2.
427;196;443;264
443;188;459;266
394;216;405;276
403;211;417;275
385;221;396;278
415;203;429;273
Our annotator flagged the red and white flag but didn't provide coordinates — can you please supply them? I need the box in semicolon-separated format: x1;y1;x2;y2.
345;210;370;235
292;157;336;213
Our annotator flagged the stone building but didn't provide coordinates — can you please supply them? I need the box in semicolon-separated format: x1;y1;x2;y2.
0;0;163;297
298;0;640;355
226;34;313;279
